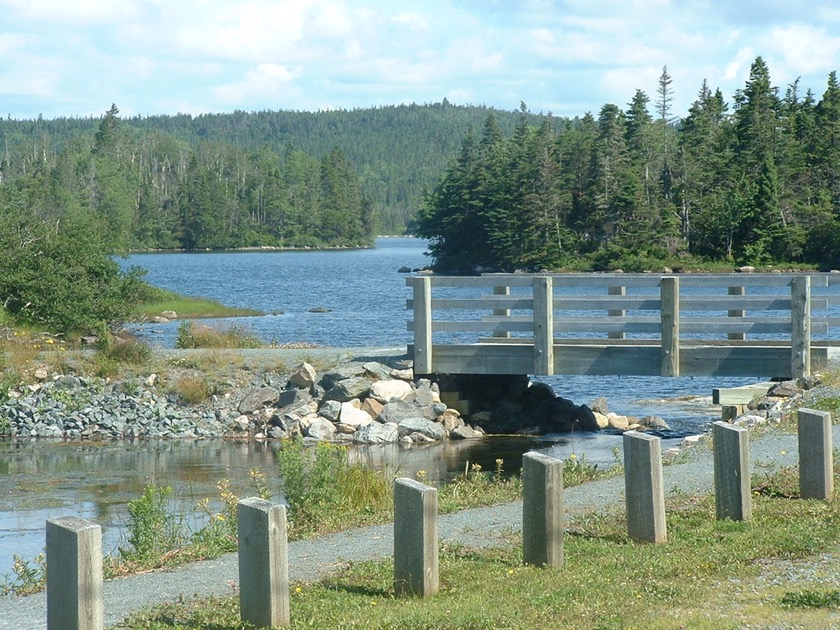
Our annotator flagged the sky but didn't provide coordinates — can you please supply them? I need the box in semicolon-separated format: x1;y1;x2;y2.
2;0;840;122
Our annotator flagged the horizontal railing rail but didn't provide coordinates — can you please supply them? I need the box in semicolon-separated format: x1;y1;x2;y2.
406;273;840;378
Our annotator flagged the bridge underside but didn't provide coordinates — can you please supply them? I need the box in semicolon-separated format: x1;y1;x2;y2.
414;340;840;378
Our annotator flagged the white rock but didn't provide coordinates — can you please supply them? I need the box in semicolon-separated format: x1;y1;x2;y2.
369;379;414;403
339;402;373;427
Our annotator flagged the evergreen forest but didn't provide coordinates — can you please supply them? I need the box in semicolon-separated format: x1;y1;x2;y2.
417;58;840;272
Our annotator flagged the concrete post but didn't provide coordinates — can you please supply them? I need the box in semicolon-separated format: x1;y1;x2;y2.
623;431;667;543
46;516;103;630
394;477;438;597
712;421;752;521
522;451;564;568
237;498;290;628
798;408;833;500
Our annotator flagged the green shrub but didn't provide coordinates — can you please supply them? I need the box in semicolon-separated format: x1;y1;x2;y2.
120;484;185;565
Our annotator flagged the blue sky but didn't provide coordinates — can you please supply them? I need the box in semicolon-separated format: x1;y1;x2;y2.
2;0;839;121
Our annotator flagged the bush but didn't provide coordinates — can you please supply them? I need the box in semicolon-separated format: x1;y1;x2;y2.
120;484;185;565
0;209;147;334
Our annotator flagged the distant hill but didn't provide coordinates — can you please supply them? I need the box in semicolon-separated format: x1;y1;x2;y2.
0;101;536;233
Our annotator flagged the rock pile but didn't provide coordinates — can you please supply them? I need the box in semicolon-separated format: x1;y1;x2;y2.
0;356;673;442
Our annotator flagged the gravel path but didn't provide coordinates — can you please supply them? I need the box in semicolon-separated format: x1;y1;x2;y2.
0;425;821;630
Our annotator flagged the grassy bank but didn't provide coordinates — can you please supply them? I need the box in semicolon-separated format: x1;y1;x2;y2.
130;286;263;320
122;463;840;629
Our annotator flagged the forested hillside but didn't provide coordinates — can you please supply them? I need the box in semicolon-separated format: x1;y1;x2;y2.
417;59;840;272
0;101;526;241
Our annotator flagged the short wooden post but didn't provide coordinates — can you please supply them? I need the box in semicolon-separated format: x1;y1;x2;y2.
608;285;626;339
728;286;746;341
712;421;752;521
798;408;833;500
238;498;290;628
623;431;667;543
493;285;511;338
412;276;433;375
533;276;554;376
522;451;564;568
660;277;680;377
394;478;438;597
46;516;103;630
791;276;811;378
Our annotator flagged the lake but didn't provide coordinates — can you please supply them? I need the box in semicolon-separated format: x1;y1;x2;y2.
0;237;765;575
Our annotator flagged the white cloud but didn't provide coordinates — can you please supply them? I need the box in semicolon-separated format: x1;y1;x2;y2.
215;63;302;104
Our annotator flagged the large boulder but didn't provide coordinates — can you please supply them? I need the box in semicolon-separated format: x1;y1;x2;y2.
288;362;318;389
379;399;438;424
324;377;373;403
275;388;312;416
450;425;483;440
318;399;342;423
239;388;280;414
369;379;414;403
304;417;336;440
339;401;373;428
397;417;446;441
354;422;399;444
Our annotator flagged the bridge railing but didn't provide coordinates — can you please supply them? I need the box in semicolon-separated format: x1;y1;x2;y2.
406;273;840;378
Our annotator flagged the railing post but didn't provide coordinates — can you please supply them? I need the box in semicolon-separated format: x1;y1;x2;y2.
522;451;564;568
412;276;433;375
798;408;833;500
728;286;746;340
660;276;680;377
791;275;811;378
237;498;290;628
394;478;439;597
608;285;626;339
493;285;511;338
533;276;554;375
623;431;667;543
712;421;752;521
46;517;103;630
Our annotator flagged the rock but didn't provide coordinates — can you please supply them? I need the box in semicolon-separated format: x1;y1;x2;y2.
738;265;755;273
152;316;170;324
574;404;600;432
354;422;399;444
54;375;81;389
362;362;394;380
146;374;158;387
440;409;464;433
592;411;610;430
607;413;630;431
308;306;331;313
525;381;556;403
161;310;177;319
324;377;373;403
288;362;318;389
450;425;483;439
275;388;312;416
397;266;412;273
591;396;609;415
369;379;414;403
380;399;438;424
397;417;446;441
233;415;251;432
319;399;342;422
640;415;671;431
391;368;414;380
34;366;49;381
339;401;373;428
768;381;801;398
304;417;336;440
267;426;287;439
362;398;384;421
413;379;440;405
238;388;280;414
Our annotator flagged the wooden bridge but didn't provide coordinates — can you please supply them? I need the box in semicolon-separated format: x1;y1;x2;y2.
406;273;840;379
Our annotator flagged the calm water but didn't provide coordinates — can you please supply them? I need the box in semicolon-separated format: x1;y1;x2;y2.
1;238;771;575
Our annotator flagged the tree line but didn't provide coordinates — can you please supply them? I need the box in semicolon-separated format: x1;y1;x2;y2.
416;58;840;272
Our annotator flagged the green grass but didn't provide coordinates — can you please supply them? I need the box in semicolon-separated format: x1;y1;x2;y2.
131;285;262;320
120;466;840;629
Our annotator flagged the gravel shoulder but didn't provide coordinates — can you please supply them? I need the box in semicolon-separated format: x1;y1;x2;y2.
0;425;820;630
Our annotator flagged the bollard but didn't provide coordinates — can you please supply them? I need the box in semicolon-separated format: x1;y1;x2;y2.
238;498;290;628
46;516;103;630
798;408;833;500
394;477;438;597
623;431;667;543
522;451;564;568
712;421;752;521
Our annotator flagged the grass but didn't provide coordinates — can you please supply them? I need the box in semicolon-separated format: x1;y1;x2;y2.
121;463;840;629
131;286;262;320
175;321;264;349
